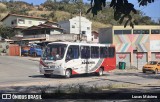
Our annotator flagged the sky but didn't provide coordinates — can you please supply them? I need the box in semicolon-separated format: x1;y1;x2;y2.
13;0;160;22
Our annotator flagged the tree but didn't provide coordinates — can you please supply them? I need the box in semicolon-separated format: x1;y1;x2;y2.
85;0;155;27
0;26;15;39
43;0;58;11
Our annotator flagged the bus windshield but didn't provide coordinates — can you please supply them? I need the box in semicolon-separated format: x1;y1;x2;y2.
42;44;67;60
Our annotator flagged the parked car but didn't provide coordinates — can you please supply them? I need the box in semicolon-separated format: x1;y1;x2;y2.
21;46;30;56
142;61;160;74
29;45;42;57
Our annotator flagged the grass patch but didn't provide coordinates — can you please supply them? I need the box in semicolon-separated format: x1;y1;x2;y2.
39;83;130;94
92;21;111;31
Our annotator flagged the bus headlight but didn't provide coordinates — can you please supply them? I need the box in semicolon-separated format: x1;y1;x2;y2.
55;64;62;69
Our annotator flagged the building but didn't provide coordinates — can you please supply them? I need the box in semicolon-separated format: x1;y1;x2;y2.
91;31;99;43
22;21;87;43
22;22;63;41
99;25;160;69
1;13;47;37
58;16;92;42
1;14;87;43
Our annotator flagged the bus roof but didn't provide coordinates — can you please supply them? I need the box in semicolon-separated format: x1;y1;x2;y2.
48;42;114;47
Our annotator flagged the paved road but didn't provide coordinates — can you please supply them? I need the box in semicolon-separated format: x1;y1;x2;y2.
0;56;160;90
1;56;160;101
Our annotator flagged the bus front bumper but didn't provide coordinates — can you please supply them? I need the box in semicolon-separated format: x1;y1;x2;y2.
39;66;64;76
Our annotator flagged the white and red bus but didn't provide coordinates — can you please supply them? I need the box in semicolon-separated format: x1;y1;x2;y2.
39;42;116;78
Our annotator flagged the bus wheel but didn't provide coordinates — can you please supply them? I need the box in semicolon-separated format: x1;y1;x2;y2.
44;74;51;78
65;69;72;78
143;70;146;73
98;68;103;76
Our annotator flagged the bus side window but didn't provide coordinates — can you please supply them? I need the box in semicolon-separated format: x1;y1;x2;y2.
91;46;99;58
66;45;79;60
81;46;90;59
100;47;108;58
108;47;115;58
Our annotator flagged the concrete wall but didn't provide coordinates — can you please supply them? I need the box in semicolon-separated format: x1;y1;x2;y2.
58;21;70;33
99;28;113;44
48;34;86;42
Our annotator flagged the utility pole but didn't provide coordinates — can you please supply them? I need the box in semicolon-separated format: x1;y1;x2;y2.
79;9;81;41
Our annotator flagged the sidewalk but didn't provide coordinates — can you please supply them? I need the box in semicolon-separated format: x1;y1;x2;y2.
110;68;141;73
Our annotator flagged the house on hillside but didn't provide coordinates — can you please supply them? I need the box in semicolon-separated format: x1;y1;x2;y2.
1;13;47;37
91;31;99;43
1;14;87;43
58;16;92;42
22;22;64;41
22;21;86;43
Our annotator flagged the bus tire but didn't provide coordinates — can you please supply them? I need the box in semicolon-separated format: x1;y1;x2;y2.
98;68;104;76
143;70;146;73
44;74;51;78
65;69;72;78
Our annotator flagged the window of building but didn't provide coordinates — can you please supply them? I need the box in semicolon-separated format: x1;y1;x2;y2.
82;31;86;34
123;30;131;34
133;29;149;34
66;45;79;59
114;30;123;34
108;47;115;58
28;21;32;24
133;30;141;34
87;27;90;30
91;46;99;58
100;47;108;58
92;38;93;41
18;19;25;24
11;21;14;25
81;46;90;59
11;19;17;25
72;25;75;28
142;30;149;34
151;30;160;34
114;30;131;34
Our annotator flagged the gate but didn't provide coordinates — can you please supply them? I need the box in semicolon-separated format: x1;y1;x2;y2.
133;52;147;70
151;52;160;61
116;53;131;68
9;44;20;56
